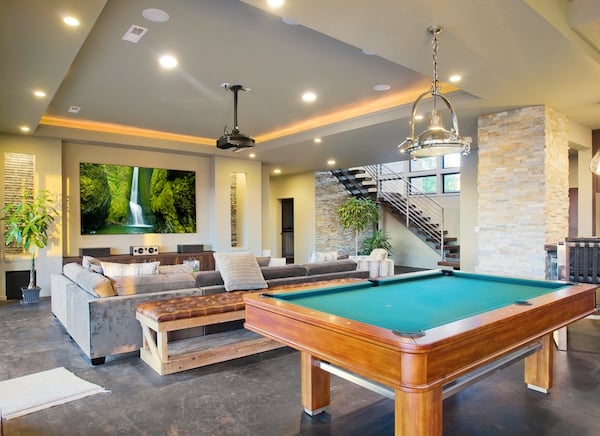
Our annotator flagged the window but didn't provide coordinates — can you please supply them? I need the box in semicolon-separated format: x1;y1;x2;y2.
410;156;437;172
443;173;460;193
410;175;437;194
443;153;461;168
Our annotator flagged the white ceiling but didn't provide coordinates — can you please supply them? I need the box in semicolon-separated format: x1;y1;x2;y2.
1;0;600;174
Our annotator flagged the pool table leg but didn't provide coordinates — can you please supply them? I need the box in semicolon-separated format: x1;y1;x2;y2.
395;386;443;436
301;352;330;415
524;333;553;393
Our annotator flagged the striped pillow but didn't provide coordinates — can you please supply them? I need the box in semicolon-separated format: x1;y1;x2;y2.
214;252;267;292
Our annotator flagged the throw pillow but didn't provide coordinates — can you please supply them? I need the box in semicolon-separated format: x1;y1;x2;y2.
100;261;160;278
82;255;103;273
308;251;338;263
213;252;267;292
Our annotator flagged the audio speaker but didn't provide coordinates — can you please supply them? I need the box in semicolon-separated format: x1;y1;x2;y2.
130;246;159;256
80;247;111;257
177;244;205;253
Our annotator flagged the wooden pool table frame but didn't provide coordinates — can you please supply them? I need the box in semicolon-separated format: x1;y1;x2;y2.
243;273;597;435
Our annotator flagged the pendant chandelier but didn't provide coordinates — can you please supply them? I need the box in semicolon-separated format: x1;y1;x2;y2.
398;25;471;158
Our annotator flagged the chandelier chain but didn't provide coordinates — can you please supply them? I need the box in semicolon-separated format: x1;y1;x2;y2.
431;28;440;99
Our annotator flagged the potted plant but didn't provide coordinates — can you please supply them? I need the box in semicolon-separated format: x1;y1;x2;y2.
1;190;59;303
336;197;379;255
362;228;393;256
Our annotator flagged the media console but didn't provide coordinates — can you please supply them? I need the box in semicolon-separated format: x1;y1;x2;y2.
62;251;215;271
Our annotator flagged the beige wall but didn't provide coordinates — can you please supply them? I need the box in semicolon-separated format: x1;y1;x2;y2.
268;172;315;264
210;156;263;254
0;134;63;298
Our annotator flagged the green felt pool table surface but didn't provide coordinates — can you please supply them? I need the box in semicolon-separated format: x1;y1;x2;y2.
268;270;570;334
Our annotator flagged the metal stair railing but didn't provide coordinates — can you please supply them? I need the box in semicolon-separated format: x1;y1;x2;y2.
361;164;445;258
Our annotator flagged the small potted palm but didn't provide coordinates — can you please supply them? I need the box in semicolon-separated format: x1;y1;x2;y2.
1;190;59;303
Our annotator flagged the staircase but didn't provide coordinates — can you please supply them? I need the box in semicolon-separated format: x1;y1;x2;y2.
332;165;460;269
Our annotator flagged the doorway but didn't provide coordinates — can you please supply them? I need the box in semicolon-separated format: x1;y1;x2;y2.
281;198;294;263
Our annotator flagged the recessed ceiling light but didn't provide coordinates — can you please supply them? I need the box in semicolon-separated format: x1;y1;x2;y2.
63;16;80;27
268;0;285;8
249;153;256;158
142;8;170;23
373;84;391;92
20;126;30;132
327;160;336;166
314;138;322;144
302;92;316;103
449;75;462;83
273;169;282;174
33;90;46;98
159;55;178;69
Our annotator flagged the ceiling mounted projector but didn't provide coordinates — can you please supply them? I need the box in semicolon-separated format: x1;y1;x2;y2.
216;84;255;151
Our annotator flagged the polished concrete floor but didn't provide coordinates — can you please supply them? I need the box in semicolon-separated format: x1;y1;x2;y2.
0;298;599;435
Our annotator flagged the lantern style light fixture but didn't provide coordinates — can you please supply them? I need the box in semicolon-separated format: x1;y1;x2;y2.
398;25;471;158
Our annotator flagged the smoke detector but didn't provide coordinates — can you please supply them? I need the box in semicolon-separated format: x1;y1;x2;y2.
216;84;255;151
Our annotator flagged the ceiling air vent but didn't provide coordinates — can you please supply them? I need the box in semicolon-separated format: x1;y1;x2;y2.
122;25;148;43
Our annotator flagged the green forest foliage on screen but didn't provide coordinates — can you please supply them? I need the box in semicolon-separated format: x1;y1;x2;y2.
79;163;196;235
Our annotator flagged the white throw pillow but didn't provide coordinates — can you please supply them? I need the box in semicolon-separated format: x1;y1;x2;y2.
100;261;160;278
213;252;267;292
82;255;103;273
316;251;338;263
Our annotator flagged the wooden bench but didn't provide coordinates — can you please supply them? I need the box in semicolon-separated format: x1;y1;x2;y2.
135;278;366;375
135;290;284;375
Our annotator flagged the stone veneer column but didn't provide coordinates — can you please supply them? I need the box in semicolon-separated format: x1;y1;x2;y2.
314;171;356;255
477;105;569;278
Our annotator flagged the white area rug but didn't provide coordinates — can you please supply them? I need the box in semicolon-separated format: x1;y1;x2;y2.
0;367;109;419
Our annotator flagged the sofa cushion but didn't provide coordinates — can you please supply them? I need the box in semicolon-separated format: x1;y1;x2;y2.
101;261;160;278
63;262;84;282
158;263;194;274
194;270;224;288
255;256;271;267
213;252;267;292
82;255;103;273
261;264;307;280
304;259;358;276
75;269;115;297
111;272;196;296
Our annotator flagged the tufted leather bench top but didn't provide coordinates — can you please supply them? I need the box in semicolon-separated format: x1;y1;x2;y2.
136;290;262;323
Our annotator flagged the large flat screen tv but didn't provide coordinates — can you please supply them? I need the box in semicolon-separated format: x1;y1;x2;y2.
80;163;196;235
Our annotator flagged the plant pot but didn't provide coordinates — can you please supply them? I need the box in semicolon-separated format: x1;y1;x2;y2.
21;287;41;304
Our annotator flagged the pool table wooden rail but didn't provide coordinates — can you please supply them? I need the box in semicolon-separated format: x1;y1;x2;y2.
244;281;596;392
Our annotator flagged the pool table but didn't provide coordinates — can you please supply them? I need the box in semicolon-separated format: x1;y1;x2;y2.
243;270;597;435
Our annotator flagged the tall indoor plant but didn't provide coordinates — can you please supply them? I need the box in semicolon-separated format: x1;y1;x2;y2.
1;189;59;303
336;197;379;255
362;228;393;256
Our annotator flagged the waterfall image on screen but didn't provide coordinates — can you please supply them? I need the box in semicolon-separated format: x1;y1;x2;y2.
79;163;196;235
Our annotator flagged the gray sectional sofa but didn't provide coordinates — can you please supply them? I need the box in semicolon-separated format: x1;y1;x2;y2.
51;257;368;365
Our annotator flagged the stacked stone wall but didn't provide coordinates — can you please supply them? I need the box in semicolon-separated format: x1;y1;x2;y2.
477;105;568;278
314;171;368;256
